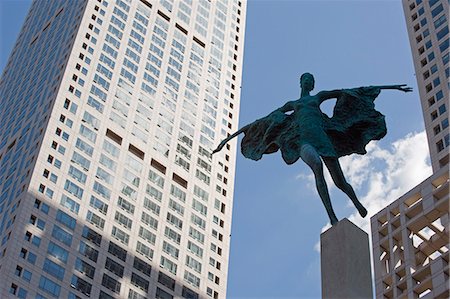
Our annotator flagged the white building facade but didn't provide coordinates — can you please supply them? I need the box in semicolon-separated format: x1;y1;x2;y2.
0;0;246;298
371;1;449;298
402;0;449;172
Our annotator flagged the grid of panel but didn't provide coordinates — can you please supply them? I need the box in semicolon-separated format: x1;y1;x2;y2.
371;167;449;299
0;0;247;298
402;0;449;172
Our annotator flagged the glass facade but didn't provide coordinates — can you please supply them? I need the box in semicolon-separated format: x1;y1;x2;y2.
0;0;246;298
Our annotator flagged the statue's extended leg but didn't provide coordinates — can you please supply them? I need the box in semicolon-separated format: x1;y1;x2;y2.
300;145;339;225
323;157;368;217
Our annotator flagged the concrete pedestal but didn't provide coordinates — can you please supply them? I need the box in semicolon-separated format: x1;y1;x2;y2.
321;218;373;299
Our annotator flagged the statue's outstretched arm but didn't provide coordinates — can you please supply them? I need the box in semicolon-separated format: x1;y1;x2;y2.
317;89;343;102
318;85;412;102
212;99;297;154
212;124;250;154
370;84;412;92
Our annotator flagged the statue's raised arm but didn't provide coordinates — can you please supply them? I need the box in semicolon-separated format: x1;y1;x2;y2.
372;84;412;92
212;73;412;225
212;124;250;154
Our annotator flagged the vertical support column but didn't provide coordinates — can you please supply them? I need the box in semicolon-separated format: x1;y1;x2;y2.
321;218;373;299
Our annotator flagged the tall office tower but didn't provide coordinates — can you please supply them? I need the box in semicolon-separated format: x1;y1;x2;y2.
371;1;449;298
0;0;246;298
402;0;449;172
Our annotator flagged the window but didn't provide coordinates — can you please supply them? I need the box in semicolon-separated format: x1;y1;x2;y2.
437;140;444;152
129;289;147;299
103;140;120;157
431;4;443;18
111;226;130;245
39;276;61;297
167;212;183;230
165;226;181;244
102;274;121;294
141;212;158;230
182;286;199;299
72;151;90;170
86;211;105;229
123;169;140;187
75;258;95;279
191;214;206;229
52;225;73;246
96;167;114;184
82;226;102;246
79;241;99;262
10;283;17;295
170;184;186;202
160;256;177;274
440;38;449;52
187;241;203;258
105;257;125;277
115;211;133;229
82;111;100;130
79;124;97;143
146;185;163;201
108;241;127;261
27;251;37;264
47;241;69;263
184;270;200;287
71;275;92;296
189;227;204;244
93;181;111;199
56;209;77;230
156;287;173;299
137;227;156;246
43;258;65;280
117;197;135;214
433;77;441;87
162;240;179;259
136;241;154;260
89;195;108;215
169;199;184;216
192;199;207;216
436;90;444;101
131;272;149;292
186;255;202;273
22;268;32;281
75;138;93;158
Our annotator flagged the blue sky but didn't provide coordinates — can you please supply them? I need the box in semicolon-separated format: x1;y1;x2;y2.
0;1;432;298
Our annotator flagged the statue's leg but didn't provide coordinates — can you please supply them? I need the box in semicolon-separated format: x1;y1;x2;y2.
322;157;367;217
300;144;338;225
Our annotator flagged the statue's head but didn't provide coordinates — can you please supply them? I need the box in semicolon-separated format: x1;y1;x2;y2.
300;72;315;92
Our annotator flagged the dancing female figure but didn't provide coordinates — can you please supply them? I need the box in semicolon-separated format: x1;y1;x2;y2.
213;73;411;225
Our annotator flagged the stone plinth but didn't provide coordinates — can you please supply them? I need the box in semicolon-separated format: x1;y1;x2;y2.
321;218;373;299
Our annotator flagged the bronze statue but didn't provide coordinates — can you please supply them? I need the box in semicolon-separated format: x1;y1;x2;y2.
213;73;412;225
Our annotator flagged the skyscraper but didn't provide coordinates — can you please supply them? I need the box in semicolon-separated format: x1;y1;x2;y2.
0;0;246;298
402;0;449;172
371;1;449;298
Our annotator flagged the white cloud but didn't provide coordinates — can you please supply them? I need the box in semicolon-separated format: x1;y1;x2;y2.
342;131;432;233
312;130;432;251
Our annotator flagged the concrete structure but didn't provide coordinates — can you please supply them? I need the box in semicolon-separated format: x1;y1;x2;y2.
321;219;373;299
0;0;246;298
371;1;449;298
371;167;448;299
402;0;449;172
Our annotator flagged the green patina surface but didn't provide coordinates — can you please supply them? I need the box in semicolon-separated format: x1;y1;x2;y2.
213;73;411;225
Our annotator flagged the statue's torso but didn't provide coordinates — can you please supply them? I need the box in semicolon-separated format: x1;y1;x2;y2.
292;95;323;125
272;94;337;158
